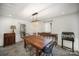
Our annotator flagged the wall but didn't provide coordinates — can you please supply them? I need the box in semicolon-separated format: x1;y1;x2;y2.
77;13;79;51
52;13;79;51
0;16;29;46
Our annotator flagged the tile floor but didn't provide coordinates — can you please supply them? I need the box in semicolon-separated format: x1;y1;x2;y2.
0;41;79;56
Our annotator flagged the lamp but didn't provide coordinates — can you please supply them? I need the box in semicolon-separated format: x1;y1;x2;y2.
10;25;16;33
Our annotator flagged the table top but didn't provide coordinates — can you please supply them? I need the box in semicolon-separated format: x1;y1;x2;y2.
23;35;52;49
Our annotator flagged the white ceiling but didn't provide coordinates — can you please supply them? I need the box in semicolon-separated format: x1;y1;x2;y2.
0;3;79;22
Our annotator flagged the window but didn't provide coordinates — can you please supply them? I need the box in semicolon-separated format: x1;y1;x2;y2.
45;22;52;32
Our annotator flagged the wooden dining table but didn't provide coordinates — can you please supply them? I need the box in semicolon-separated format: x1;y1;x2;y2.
23;33;58;56
23;35;45;55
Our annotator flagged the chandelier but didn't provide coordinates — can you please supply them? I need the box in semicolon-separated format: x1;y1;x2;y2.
31;12;40;27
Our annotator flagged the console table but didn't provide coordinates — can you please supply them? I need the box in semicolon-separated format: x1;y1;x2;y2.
61;32;74;52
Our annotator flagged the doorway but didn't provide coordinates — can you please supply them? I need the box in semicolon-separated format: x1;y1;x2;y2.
20;24;26;38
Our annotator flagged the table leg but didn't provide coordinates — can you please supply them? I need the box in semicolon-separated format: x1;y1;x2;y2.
62;39;63;48
36;49;42;56
72;41;74;52
24;42;26;48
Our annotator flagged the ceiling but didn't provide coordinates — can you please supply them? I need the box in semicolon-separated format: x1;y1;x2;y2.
0;3;79;22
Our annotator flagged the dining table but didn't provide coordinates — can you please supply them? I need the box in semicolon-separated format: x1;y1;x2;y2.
23;34;58;56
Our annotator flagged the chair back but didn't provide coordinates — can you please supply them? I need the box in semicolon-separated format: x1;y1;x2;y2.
42;41;54;55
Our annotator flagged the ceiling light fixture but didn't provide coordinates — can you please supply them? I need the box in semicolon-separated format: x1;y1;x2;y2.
31;12;40;24
31;12;40;35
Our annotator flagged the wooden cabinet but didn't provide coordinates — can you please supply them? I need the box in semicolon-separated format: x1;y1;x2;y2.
4;33;15;47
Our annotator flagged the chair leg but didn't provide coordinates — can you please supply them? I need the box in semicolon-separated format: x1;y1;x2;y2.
51;53;53;56
51;50;53;56
25;45;33;56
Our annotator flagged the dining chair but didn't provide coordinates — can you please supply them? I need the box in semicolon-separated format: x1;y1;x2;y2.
42;41;54;56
